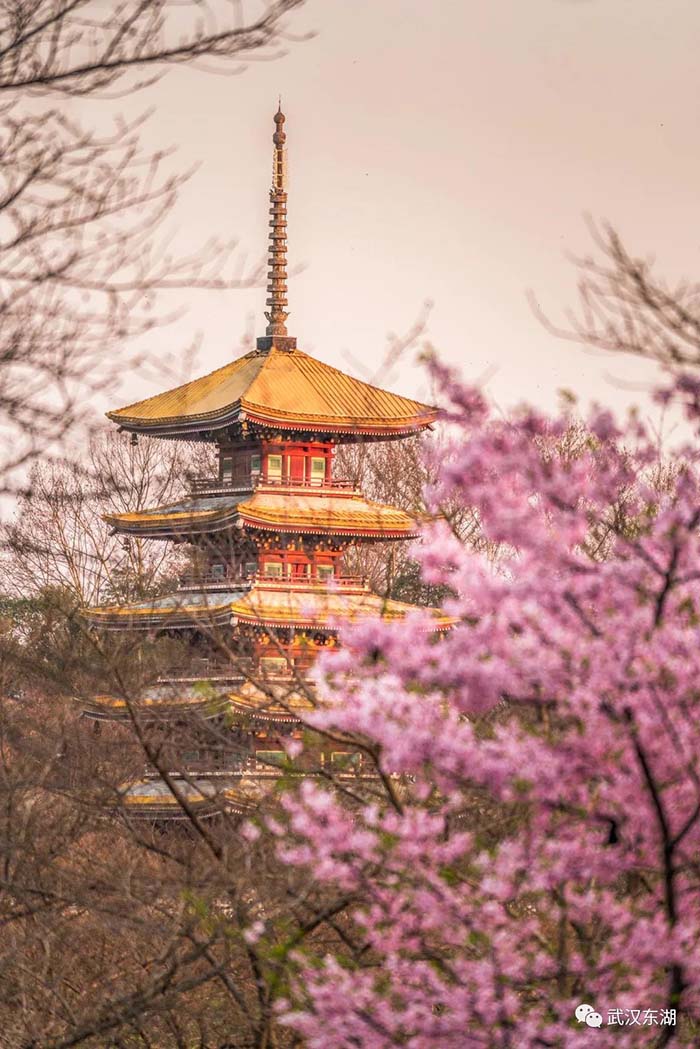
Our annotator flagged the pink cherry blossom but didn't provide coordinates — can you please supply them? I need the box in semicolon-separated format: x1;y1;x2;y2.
272;366;700;1047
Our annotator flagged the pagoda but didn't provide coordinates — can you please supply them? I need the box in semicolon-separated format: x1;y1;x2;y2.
82;107;448;819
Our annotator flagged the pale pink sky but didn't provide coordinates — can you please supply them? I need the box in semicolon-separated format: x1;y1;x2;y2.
95;0;700;430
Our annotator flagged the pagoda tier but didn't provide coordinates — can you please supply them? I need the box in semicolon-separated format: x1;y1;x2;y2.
116;778;254;820
80;681;234;721
83;577;453;632
90;673;377;806
118;751;377;819
82;674;315;725
104;487;418;542
85;587;246;630
108;346;437;442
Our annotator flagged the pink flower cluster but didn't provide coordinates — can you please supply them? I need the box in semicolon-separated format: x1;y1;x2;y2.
271;369;700;1047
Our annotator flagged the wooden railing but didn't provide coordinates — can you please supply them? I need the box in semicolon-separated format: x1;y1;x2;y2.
188;476;253;495
258;476;356;490
158;659;311;683
249;571;368;589
176;571;247;590
187;474;356;494
158;658;253;681
176;570;368;591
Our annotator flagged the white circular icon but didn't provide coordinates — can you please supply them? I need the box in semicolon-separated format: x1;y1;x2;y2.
575;1004;594;1022
586;1011;603;1028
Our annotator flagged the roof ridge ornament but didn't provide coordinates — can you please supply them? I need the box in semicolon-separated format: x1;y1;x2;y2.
257;103;297;353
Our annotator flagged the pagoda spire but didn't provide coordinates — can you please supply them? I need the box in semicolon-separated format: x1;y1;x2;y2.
258;103;296;352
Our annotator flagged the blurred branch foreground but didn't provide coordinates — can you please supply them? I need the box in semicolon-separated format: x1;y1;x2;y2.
0;0;303;490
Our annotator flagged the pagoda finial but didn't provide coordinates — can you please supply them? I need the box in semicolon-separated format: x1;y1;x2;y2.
257;104;296;352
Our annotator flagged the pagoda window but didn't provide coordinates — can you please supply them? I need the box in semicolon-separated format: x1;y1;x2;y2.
263;561;283;578
251;453;261;477
267;454;282;482
317;564;334;581
257;750;286;769
221;456;233;484
210;563;226;580
330;751;361;771
244;561;257;578
310;456;326;485
260;656;287;675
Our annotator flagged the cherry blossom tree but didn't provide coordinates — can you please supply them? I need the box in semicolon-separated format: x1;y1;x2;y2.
250;362;700;1047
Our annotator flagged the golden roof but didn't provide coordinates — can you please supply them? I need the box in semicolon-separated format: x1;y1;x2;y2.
82;582;452;632
228;676;315;722
105;489;417;539
83;589;245;629
231;583;453;631
79;677;314;725
119;778;253;818
108;347;437;438
79;682;231;720
240;491;416;535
